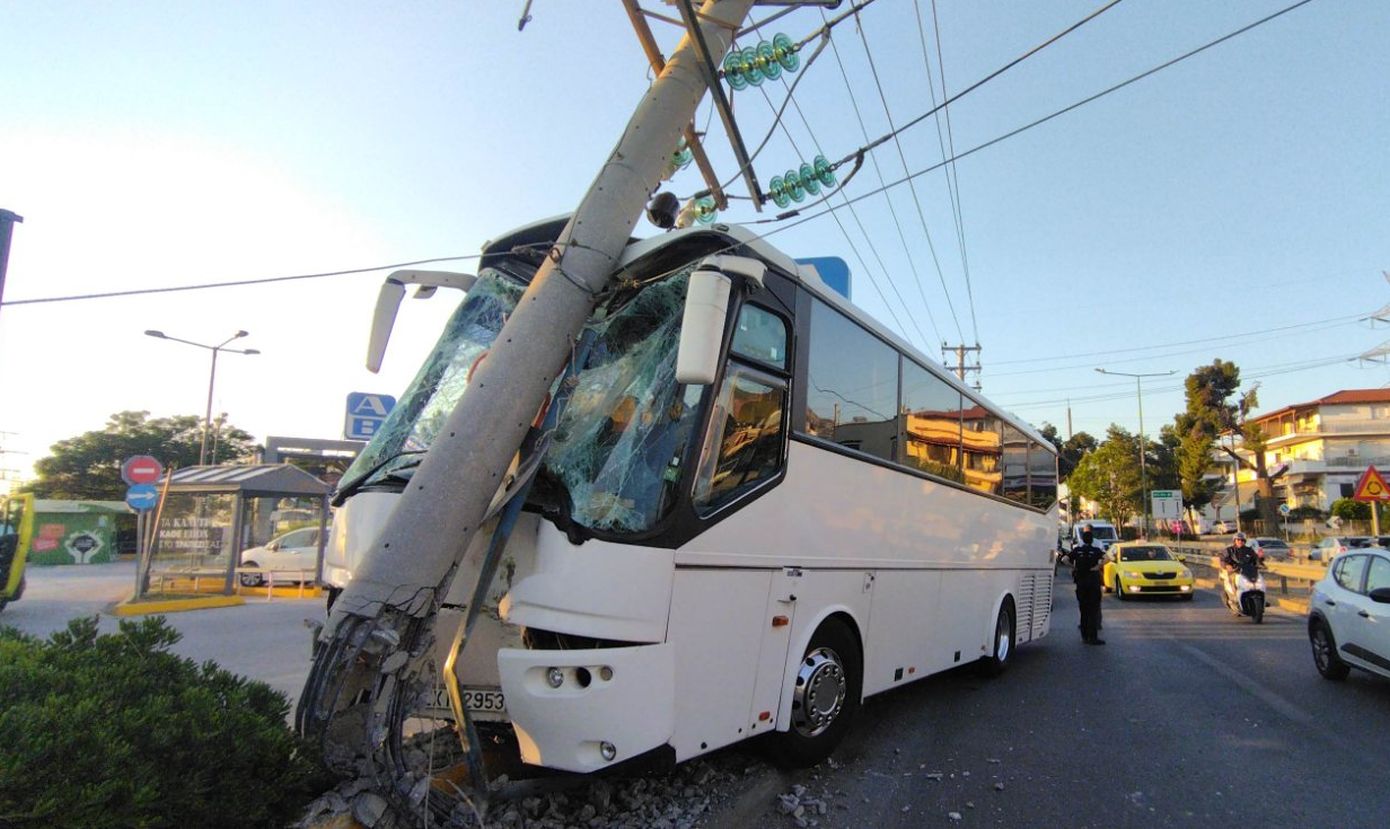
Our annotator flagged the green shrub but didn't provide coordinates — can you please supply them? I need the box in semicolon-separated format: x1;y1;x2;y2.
0;616;329;829
1286;505;1324;520
1330;498;1371;521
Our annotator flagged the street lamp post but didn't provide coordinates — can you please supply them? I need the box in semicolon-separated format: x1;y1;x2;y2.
1096;367;1176;537
145;329;260;466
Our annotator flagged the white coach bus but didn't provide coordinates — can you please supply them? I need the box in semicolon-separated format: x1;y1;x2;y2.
323;216;1059;773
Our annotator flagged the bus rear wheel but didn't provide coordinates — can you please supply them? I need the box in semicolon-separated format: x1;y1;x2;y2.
769;618;861;768
978;599;1015;677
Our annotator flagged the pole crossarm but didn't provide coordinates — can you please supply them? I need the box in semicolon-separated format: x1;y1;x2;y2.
675;0;765;208
623;0;729;210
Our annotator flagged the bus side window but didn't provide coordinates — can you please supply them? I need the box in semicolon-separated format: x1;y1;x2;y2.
693;367;787;514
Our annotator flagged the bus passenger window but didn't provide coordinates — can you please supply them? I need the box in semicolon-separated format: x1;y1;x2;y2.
1028;441;1058;508
961;404;1002;496
730;304;788;369
1001;425;1028;504
900;360;963;483
693;368;786;514
805;300;898;462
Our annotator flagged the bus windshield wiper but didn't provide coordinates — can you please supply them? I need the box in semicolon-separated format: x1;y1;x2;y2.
335;450;426;503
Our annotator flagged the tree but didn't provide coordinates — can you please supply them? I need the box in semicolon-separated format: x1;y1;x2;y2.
27;411;256;500
1068;425;1143;526
1038;423;1097;482
1174;359;1279;529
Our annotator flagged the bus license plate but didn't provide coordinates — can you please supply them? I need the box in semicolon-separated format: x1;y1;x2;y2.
429;686;507;714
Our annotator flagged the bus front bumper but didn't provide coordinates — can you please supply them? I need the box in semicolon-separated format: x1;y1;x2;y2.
497;642;674;773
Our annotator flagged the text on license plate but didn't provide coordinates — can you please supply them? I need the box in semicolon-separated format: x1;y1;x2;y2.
431;687;506;713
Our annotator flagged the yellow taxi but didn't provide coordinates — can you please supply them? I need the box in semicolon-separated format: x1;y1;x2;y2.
1103;541;1195;600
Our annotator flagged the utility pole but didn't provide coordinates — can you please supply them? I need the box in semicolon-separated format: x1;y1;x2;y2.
0;209;24;335
306;0;757;807
941;342;981;390
1096;368;1175;537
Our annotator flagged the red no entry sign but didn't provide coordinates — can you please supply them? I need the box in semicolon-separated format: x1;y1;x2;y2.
121;455;164;485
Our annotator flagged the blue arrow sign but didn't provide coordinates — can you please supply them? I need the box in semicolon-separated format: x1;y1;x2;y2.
345;392;397;441
126;483;158;512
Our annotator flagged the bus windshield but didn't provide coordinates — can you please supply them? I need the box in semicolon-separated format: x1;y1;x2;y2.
339;261;705;538
337;269;526;498
542;266;702;535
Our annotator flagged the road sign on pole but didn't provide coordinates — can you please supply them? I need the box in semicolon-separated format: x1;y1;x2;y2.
121;455;164;485
125;483;158;511
345;392;397;441
1150;489;1182;522
1353;465;1390;502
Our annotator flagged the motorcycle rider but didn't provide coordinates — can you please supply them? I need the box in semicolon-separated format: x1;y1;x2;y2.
1220;531;1263;601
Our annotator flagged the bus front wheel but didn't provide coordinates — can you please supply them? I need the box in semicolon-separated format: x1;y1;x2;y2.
770;618;861;768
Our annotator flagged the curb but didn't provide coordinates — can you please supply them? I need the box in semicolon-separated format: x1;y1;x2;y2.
112;594;246;616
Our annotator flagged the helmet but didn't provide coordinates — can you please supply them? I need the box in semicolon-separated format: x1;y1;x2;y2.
1234;531;1247;541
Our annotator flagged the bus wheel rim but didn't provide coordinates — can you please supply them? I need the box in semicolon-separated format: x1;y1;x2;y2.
791;647;846;738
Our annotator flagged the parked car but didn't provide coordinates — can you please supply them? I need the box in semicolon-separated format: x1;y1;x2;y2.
1310;536;1374;562
1308;546;1390;682
1249;537;1292;561
1210;520;1231;535
238;527;323;587
1102;541;1195;600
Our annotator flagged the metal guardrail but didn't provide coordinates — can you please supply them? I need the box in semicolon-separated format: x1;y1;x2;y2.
150;566;319;600
1170;543;1323;612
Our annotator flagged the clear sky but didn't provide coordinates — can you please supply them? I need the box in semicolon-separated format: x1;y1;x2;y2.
2;0;1387;488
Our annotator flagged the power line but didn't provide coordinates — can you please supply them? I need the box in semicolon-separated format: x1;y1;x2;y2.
746;77;913;340
815;13;943;347
988;317;1357;378
846;5;963;344
992;312;1366;368
758;0;1317;236
0;254;485;307
926;0;978;342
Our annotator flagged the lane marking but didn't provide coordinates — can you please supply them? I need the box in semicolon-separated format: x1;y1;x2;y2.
1175;642;1314;727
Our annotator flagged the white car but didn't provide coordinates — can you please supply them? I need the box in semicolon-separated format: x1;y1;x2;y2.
239;527;322;587
1308;546;1390;682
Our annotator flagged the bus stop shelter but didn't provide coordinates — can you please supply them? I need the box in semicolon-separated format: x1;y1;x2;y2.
138;464;331;599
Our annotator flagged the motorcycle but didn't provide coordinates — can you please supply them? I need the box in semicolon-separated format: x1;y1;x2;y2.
1220;555;1266;624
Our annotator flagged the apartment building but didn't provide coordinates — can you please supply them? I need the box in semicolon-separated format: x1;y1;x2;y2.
1227;389;1390;512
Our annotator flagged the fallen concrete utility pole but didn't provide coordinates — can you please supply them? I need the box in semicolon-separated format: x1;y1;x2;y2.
299;0;756;819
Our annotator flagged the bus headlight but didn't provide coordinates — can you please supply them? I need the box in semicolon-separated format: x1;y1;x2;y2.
546;667;565;689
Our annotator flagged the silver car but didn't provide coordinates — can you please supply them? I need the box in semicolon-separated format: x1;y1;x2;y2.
1308;546;1390;682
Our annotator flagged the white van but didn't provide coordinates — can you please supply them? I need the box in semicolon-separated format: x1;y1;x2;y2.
1070;521;1119;552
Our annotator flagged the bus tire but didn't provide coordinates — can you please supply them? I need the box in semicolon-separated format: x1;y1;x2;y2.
978;599;1015;677
769;618;861;768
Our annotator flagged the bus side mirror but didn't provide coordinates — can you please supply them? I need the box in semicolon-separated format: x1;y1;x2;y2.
675;255;766;385
367;270;478;372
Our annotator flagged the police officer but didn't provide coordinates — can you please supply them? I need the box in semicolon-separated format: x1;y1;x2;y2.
1066;523;1107;645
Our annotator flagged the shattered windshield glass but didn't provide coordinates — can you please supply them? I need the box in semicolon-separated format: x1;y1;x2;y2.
337;270;525;496
543;266;703;535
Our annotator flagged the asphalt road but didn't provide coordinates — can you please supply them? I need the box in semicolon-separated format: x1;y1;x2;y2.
9;563;1389;827
0;559;319;704
716;573;1390;828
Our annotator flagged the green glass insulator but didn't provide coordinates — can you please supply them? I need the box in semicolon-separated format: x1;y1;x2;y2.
694;197;718;225
670;145;693;170
799;162;820;196
756;41;781;82
773;33;799;73
769;175;790;208
813;155;836;188
724;52;747;91
786;169;806;202
740;47;764;86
